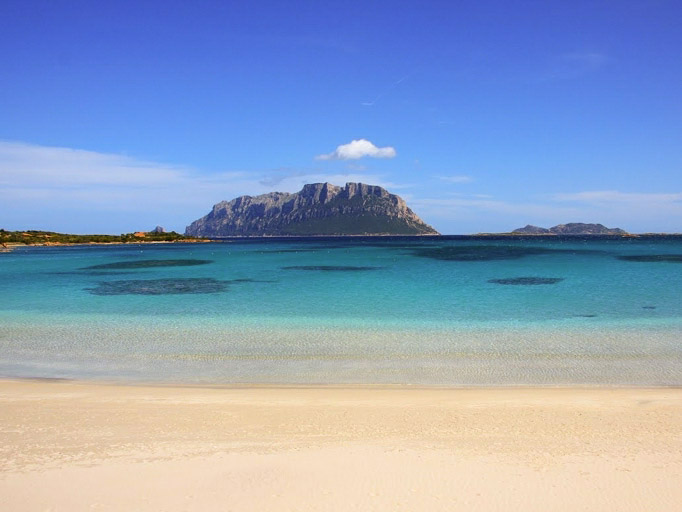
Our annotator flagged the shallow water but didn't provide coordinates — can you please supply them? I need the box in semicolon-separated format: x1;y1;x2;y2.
1;236;681;385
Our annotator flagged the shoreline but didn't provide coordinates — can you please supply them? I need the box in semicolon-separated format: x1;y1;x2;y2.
6;375;682;390
1;239;213;249
3;232;681;251
2;378;681;511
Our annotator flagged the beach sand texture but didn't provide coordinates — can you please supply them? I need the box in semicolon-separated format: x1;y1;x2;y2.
1;379;681;511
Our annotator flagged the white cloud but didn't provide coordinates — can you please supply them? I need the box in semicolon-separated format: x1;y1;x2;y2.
413;189;682;234
412;197;582;219
552;190;682;203
0;140;410;233
0;141;182;187
315;139;396;160
547;190;682;232
436;175;473;184
0;140;256;200
0;141;269;232
407;196;581;234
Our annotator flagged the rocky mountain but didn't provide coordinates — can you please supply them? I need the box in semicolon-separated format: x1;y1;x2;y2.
512;225;551;234
513;223;628;235
185;182;439;236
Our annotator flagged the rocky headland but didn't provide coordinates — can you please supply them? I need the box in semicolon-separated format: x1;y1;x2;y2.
185;182;439;236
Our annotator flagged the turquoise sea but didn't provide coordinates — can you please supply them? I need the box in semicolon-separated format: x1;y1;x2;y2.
1;236;681;386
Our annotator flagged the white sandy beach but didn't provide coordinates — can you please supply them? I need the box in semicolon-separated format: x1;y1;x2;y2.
1;379;681;511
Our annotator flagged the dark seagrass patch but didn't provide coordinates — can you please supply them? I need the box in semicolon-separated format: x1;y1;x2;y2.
488;277;564;285
617;255;682;263
281;265;382;271
86;278;228;295
48;271;144;276
81;259;213;270
412;246;555;261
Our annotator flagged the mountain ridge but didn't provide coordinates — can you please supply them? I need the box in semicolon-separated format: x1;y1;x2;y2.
512;223;628;235
185;182;439;236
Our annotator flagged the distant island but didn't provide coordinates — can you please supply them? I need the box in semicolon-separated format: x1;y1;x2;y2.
512;223;628;235
185;182;439;237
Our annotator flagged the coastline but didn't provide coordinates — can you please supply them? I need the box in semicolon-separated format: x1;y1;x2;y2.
3;232;682;253
2;379;681;511
1;239;213;249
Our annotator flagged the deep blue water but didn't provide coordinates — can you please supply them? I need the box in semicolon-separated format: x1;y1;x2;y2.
1;236;681;385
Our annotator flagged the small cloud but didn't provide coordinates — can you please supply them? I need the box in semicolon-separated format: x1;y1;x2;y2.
437;175;473;184
315;139;396;161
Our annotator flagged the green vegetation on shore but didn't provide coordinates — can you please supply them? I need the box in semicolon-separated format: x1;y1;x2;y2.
0;229;205;246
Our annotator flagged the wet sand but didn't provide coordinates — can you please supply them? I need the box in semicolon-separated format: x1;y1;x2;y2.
1;379;681;511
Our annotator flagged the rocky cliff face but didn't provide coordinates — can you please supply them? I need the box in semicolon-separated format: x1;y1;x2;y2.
185;182;439;236
513;223;627;235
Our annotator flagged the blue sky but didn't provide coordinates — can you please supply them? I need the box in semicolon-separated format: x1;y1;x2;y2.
1;0;681;234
